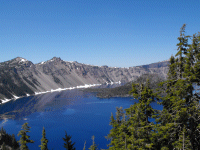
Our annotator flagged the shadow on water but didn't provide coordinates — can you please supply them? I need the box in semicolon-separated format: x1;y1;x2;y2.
0;89;94;120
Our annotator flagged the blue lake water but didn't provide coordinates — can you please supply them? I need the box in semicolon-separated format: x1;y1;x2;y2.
0;89;136;150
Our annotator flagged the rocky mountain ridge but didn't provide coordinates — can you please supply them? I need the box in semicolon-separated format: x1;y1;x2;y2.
0;57;169;100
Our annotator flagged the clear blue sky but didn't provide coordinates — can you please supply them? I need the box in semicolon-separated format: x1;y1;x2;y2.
1;0;200;67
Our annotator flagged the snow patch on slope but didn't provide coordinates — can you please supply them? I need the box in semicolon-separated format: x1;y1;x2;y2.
20;58;27;62
0;84;102;104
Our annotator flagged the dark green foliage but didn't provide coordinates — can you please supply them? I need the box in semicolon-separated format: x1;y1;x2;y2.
63;131;76;150
0;127;19;149
157;25;200;149
39;127;48;150
107;79;158;149
18;122;34;150
176;24;189;79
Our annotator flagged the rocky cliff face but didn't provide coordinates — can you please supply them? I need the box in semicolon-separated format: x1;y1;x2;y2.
0;57;169;100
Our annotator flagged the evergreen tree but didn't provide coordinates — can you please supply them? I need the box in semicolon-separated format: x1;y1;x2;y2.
156;55;180;149
39;127;48;150
158;25;200;149
107;109;127;149
176;24;189;79
11;134;20;149
88;135;98;150
107;79;158;149
0;127;19;149
107;24;200;150
127;79;158;149
18;122;34;150
63;131;76;150
1;142;9;150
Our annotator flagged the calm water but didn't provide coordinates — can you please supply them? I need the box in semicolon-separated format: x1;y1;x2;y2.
0;89;135;150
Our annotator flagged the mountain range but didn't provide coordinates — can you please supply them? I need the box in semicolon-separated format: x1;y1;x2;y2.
0;57;169;101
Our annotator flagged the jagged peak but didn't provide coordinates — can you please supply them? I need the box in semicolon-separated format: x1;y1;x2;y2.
13;57;28;62
0;57;34;68
3;57;30;64
49;57;62;62
36;57;63;66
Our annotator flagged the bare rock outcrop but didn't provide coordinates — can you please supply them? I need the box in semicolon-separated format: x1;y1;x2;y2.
0;57;169;99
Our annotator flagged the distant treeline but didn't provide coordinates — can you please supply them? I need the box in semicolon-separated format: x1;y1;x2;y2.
83;73;166;98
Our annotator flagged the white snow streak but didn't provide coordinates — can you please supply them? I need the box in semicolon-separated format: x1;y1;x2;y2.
0;84;101;104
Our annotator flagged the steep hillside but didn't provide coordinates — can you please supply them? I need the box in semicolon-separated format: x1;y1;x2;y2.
0;57;169;100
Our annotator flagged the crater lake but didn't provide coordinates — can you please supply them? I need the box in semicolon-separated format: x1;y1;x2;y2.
0;88;136;150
